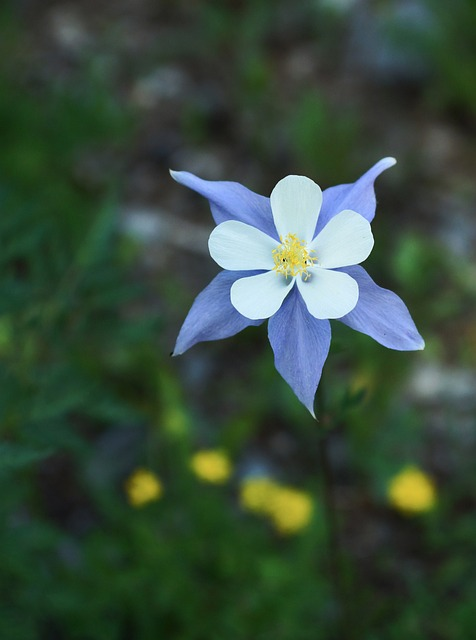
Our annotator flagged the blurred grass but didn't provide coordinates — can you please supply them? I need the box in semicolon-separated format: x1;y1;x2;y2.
0;1;476;639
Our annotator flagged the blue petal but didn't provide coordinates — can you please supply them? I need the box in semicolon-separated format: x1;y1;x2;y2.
268;287;331;417
170;170;278;240
338;266;425;350
173;270;263;355
314;157;396;236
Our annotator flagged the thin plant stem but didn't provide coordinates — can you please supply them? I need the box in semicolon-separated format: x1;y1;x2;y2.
316;384;356;640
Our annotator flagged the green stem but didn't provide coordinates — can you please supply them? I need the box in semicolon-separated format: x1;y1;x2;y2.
316;387;356;640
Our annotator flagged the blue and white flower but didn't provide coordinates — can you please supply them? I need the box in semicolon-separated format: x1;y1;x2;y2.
171;158;424;417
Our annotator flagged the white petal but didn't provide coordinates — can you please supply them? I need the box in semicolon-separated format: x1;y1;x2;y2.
231;271;295;320
297;268;358;319
310;210;374;269
208;220;277;271
270;175;322;243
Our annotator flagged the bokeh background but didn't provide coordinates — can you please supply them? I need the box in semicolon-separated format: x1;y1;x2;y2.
1;0;476;638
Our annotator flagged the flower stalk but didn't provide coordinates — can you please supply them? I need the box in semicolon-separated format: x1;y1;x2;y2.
316;384;358;640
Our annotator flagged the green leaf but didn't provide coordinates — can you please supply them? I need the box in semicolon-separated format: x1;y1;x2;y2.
0;442;52;473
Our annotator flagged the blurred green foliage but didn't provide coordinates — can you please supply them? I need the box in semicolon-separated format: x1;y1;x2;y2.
389;0;476;117
289;90;360;183
0;2;476;639
424;0;476;116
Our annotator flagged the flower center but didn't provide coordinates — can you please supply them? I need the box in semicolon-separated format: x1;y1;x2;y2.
272;233;317;279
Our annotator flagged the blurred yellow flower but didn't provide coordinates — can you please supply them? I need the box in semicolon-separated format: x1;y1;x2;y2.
190;449;232;484
388;466;436;515
125;468;163;507
240;477;313;535
268;486;313;535
240;477;281;514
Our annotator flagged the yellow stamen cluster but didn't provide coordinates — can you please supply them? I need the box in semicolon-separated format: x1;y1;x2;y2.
272;233;317;279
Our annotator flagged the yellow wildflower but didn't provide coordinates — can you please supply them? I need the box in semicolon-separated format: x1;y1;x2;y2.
190;449;232;484
125;468;163;507
240;477;281;514
268;486;313;535
388;466;436;515
240;478;313;535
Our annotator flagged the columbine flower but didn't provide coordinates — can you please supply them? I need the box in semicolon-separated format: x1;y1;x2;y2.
171;158;424;416
190;449;232;484
125;468;163;507
387;465;436;515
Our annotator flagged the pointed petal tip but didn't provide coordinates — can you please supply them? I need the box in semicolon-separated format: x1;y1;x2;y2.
169;169;192;185
410;332;425;351
381;156;397;168
172;338;187;357
299;396;316;419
